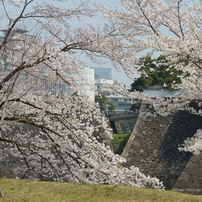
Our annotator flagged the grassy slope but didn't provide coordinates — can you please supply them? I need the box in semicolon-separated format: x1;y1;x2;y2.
111;133;131;144
0;178;202;202
111;133;131;154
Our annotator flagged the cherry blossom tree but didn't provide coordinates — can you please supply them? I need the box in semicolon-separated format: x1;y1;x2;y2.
0;0;164;193
98;0;202;155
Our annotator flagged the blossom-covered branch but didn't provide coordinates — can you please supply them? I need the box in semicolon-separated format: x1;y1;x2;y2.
0;0;164;189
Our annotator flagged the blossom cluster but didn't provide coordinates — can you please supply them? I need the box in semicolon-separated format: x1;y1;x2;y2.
179;129;202;155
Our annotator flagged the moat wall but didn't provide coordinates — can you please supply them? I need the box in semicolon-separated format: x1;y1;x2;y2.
121;102;202;190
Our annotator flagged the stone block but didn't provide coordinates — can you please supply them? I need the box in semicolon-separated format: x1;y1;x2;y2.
123;147;137;154
184;166;202;177
178;172;190;180
174;178;193;189
190;155;202;166
134;133;143;138
193;179;202;189
130;141;140;147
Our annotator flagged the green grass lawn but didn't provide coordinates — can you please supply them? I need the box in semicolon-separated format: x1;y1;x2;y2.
111;133;131;154
0;178;202;202
111;133;131;144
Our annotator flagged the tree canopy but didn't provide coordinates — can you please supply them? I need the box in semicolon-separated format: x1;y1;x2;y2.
95;93;108;113
95;93;116;114
130;55;183;92
106;102;116;114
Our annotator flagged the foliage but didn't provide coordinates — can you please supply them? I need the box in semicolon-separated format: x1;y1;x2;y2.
111;133;131;144
1;178;202;202
95;93;108;113
130;101;141;112
179;129;202;156
111;133;131;155
106;102;116;114
99;0;202;155
130;55;182;92
0;0;163;189
95;93;116;114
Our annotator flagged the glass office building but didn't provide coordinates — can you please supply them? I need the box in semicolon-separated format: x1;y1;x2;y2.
90;67;111;82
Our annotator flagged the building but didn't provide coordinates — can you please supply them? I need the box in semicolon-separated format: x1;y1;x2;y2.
142;86;179;97
107;95;132;114
91;68;132;114
90;67;111;82
82;67;94;101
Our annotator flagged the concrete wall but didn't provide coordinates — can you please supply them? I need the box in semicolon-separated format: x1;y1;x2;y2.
121;102;202;190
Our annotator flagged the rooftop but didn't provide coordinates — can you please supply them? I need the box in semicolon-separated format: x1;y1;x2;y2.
0;29;28;36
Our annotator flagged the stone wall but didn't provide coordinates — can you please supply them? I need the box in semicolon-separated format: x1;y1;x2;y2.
110;120;123;134
114;121;122;134
172;152;202;192
121;102;202;190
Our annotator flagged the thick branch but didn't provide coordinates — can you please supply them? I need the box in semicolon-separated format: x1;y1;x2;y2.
177;1;184;38
137;2;158;36
0;0;34;51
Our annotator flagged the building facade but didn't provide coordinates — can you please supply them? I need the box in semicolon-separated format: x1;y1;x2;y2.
91;67;132;114
90;67;111;81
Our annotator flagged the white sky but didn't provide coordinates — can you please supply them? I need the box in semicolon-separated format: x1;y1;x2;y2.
0;0;133;86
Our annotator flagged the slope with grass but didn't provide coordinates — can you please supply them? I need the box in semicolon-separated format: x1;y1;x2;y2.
111;133;131;154
0;178;202;202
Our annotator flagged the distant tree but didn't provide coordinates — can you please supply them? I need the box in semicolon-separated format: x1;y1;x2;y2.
95;93;116;114
95;93;108;113
106;102;116;114
130;101;141;112
130;55;183;92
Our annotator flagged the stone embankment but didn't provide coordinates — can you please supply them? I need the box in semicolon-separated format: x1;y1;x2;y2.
121;102;202;190
172;152;202;193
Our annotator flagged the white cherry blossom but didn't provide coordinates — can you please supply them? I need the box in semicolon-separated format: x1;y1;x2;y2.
0;0;164;190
